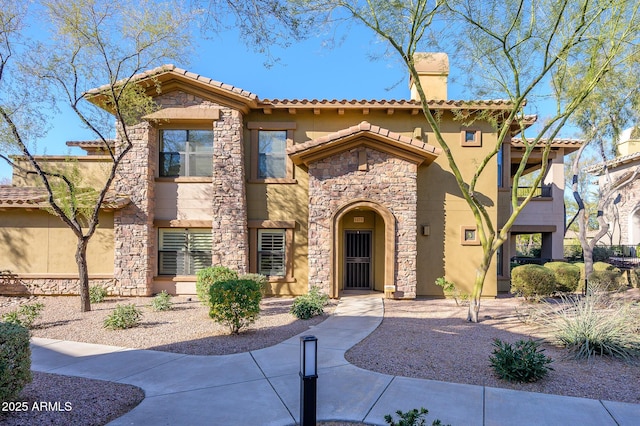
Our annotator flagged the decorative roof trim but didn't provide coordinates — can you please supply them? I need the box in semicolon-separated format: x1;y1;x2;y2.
288;121;441;167
142;107;220;121
0;186;130;210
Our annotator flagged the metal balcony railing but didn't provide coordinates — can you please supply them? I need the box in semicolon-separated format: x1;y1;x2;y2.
516;185;552;198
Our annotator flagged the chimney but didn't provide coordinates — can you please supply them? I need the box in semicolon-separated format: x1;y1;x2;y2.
409;52;449;101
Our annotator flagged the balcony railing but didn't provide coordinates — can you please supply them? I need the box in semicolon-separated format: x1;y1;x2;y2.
516;185;552;198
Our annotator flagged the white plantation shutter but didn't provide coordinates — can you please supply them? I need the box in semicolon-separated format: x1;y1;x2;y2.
188;231;212;273
159;229;212;275
258;230;285;276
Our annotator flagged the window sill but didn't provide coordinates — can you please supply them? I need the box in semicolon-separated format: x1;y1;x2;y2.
248;178;297;184
156;177;213;183
267;276;296;283
155;275;198;282
518;196;553;202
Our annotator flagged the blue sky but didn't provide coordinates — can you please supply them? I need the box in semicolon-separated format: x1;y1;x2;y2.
2;24;431;180
0;16;550;181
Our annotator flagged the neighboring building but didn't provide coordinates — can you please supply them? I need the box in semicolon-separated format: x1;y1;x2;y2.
587;126;640;247
0;53;578;298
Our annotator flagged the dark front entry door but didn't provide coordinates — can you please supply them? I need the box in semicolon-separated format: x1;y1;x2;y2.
344;230;372;289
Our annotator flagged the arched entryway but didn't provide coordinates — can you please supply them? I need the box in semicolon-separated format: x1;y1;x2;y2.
629;205;640;245
330;199;395;298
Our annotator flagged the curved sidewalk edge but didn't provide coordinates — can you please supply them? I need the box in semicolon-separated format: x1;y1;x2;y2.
30;294;640;426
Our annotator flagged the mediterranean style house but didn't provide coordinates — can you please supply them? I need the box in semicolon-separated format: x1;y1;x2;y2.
0;53;579;298
588;127;640;247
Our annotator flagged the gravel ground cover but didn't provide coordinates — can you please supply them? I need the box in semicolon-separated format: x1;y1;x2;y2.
346;290;640;404
1;290;639;425
0;295;335;425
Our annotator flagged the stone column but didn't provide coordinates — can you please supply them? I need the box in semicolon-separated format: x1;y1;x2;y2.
211;108;248;273
113;123;156;296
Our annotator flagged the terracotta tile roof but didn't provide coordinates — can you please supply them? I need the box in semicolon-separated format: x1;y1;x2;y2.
0;187;49;205
0;186;130;210
511;137;584;147
586;151;640;174
261;98;515;110
66;140;115;148
511;138;583;155
84;64;258;101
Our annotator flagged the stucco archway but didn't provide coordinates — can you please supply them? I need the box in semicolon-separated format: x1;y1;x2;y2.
330;199;396;298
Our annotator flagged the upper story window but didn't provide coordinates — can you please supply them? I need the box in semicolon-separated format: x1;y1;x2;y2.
159;130;214;177
258;131;287;179
248;122;296;183
461;129;482;147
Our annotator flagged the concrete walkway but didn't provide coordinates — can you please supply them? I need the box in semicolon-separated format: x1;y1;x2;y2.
30;293;640;426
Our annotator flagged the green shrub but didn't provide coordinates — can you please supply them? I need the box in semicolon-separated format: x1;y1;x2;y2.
593;261;619;272
588;270;624;292
489;339;553;383
209;279;262;334
1;302;45;329
383;407;447;426
510;264;556;300
539;293;640;360
630;267;640;288
196;266;238;306
151;291;173;311
290;286;329;320
103;304;143;330
544;262;580;293
0;322;32;403
89;285;108;303
239;273;269;294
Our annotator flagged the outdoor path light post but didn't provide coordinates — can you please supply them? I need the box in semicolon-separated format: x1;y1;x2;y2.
299;335;318;426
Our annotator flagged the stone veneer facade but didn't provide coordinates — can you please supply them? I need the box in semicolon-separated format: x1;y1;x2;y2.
0;276;117;296
307;147;418;297
109;91;249;294
612;178;640;245
112;122;157;296
210;108;249;273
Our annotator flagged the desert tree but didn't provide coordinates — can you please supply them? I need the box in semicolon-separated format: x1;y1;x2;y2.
567;51;640;285
292;0;640;321
0;0;196;312
0;0;313;312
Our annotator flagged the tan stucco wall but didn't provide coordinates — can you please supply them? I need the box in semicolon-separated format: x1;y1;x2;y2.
12;157;112;189
416;116;498;297
0;209;114;275
245;108;498;298
245;168;310;295
155;182;215;221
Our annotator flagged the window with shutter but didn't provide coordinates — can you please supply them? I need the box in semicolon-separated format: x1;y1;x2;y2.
258;229;285;276
159;229;212;275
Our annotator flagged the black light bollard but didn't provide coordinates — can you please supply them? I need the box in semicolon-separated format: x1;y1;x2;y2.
299;335;318;426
